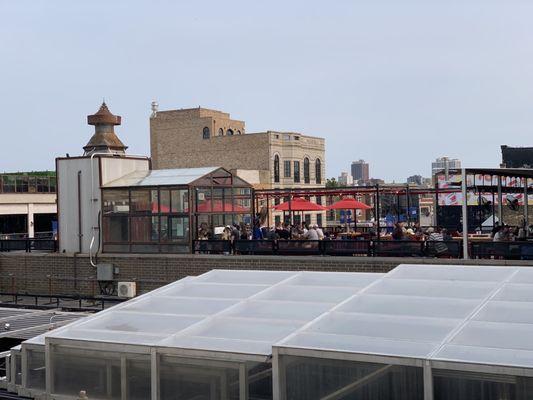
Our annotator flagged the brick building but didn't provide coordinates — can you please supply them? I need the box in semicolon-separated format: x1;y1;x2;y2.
150;107;326;225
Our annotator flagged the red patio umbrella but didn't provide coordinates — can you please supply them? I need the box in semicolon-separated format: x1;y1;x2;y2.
327;197;371;231
326;198;371;211
273;197;326;212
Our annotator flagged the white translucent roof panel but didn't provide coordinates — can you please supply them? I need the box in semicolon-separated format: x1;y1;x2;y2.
493;283;533;302
78;312;202;335
103;167;220;187
255;285;358;303
282;332;436;359
159;282;268;299
387;264;515;282
305;312;460;343
194;270;294;285
173;317;303;343
224;300;332;322
338;294;479;319
365;278;498;299
121;296;239;316
473;300;533;324
288;271;384;288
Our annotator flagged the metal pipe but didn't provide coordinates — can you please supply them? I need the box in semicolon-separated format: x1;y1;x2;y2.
461;169;469;259
524;178;529;228
497;176;503;225
77;171;82;253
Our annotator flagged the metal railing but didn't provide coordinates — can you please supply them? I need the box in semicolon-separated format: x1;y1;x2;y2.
0;293;125;311
470;241;533;260
192;239;466;258
0;239;57;253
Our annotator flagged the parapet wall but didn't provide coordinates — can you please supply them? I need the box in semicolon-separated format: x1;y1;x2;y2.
1;253;532;297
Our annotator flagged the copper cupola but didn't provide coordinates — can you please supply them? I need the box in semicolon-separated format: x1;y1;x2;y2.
83;102;128;155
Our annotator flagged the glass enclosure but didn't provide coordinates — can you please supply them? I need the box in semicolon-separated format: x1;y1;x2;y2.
101;168;252;253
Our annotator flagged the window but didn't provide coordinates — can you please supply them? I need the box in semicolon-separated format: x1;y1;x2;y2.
103;190;130;214
284;161;291;178
226;129;234;136
315;159;322;184
294;161;300;183
202;127;210;139
315;196;322;205
237;130;242;135
274;155;280;183
218;128;224;136
304;158;310;183
316;213;322;226
131;190;158;213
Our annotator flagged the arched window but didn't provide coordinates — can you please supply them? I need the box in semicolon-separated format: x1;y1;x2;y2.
202;127;210;139
218;128;224;136
227;129;234;136
315;159;322;184
237;130;242;135
304;157;310;184
274;155;280;183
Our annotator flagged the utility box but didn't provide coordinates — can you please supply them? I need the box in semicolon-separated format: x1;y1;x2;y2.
96;263;114;281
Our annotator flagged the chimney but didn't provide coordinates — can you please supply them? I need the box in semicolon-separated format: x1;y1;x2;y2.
83;102;128;156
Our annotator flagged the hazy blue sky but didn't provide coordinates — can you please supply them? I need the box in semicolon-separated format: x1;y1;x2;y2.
1;0;533;181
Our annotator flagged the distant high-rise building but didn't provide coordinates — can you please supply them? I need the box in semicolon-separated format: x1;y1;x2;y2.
431;157;461;177
351;159;369;182
338;171;354;186
407;175;423;185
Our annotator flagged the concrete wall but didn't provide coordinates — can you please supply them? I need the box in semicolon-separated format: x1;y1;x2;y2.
1;253;531;297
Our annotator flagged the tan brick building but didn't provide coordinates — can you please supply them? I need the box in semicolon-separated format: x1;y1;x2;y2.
150;106;326;225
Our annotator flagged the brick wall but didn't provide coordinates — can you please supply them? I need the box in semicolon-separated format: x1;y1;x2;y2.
1;253;532;297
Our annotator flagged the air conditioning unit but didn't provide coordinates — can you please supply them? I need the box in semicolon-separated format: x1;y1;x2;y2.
117;282;137;298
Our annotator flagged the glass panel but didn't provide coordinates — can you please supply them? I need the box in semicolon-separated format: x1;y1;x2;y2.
126;355;151;400
433;370;533;400
197;188;212;212
37;177;50;193
233;188;251;212
131;216;159;242
171;189;188;213
14;353;22;385
103;216;129;242
2;176;15;193
283;355;423;400
160;189;170;213
131;189;157;213
28;177;37;193
170;216;189;241
49;177;57;192
102;190;130;214
248;362;272;400
15;176;28;193
26;349;45;390
52;348;121;399
160;356;239;400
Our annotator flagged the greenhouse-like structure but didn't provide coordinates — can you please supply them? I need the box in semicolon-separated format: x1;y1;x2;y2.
5;265;533;399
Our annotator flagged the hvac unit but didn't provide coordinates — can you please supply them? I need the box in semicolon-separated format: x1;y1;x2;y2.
118;282;137;298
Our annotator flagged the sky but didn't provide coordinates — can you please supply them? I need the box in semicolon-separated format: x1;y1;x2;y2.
1;0;533;182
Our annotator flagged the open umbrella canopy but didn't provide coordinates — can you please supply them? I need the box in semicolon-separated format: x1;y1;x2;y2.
273;197;326;212
327;197;372;210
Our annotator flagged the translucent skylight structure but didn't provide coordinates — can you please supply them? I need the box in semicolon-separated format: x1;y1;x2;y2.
8;265;533;400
